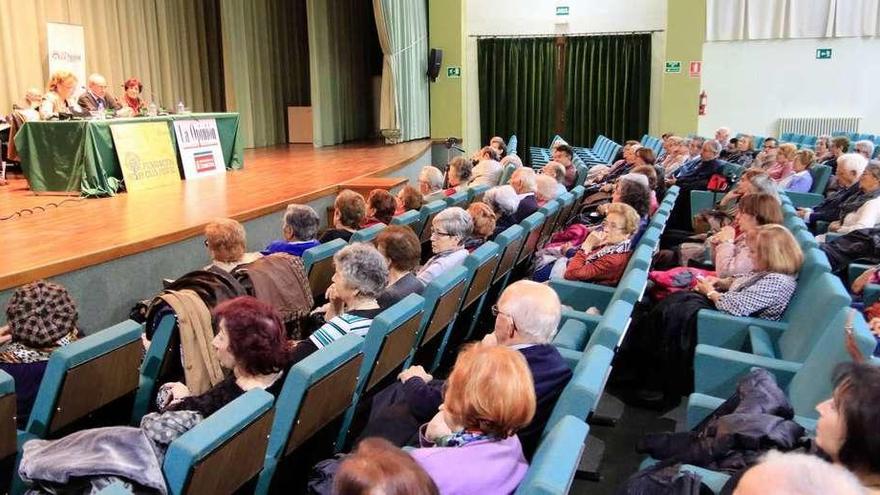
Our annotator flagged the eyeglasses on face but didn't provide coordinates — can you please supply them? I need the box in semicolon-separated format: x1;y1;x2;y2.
431;230;455;238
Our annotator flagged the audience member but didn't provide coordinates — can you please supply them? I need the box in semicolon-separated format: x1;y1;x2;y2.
752;137;779;170
376;226;424;308
726;134;756;167
783;149;815;192
624;224;802;407
821;162;880;239
685;136;706;160
306;243;387;351
334;438;439;495
631;165;661;214
588;141;639;184
541;161;568;196
395;185;424;215
814;362;880;494
733;451;865;495
465;202;496;250
121;77;147;116
798;153;868;230
658;136;690;177
444;157;473;196
563;203;640;285
855;140;876;161
552;144;577;188
321;189;366;243
766;143;796;183
488;136;507;159
363;189;396;227
823;136;850;173
669;140;723;188
419;166;446;203
715;127;732;156
162;297;300;417
470;154;503;188
77;73;122;112
814;135;833;163
13;87;42;119
483;185;519;238
535;174;559;207
510;168;538;223
409;344;534;494
39;70;80;119
418;207;472;285
262;204;321;256
203;218;262;272
0;281;80;427
473;146;498;162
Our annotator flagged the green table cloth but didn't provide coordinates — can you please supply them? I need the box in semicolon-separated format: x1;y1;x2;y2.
14;112;244;197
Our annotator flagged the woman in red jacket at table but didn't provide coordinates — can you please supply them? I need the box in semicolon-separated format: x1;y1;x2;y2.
564;202;641;286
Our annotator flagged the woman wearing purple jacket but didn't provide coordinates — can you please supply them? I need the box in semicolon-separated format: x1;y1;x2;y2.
409;344;536;495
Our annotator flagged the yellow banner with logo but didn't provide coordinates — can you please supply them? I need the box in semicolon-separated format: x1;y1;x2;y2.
110;122;180;192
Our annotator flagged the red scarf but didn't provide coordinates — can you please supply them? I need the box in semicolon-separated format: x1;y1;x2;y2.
123;95;143;114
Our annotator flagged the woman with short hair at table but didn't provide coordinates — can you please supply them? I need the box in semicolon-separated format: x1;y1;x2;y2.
120;78;147;117
39;70;80;119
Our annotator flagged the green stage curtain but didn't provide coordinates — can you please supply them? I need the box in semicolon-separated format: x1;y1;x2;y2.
0;0;224;117
478;38;557;166
373;0;430;143
307;0;382;147
220;0;310;148
564;34;651;148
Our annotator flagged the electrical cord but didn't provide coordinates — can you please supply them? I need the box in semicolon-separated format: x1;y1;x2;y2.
0;197;86;221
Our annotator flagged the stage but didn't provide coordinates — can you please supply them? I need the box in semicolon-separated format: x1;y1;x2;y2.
0;139;431;329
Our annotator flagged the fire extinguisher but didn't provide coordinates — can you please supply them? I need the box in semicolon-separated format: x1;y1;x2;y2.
698;90;707;116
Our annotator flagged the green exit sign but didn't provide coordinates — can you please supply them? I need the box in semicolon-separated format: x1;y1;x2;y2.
446;66;461;78
556;6;570;16
664;61;682;73
816;48;832;59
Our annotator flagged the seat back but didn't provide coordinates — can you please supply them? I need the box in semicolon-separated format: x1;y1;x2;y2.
256;335;364;492
164;389;274;495
543;344;614;435
788;309;875;418
796;247;832;291
414;266;469;351
0;371;15;460
390;210;422;233
500;163;518;185
507;135;518;156
809;164;832;194
793;228;819;250
303;239;347;301
778;272;851;362
623;244;653;273
418;200;447;242
469;184;490;203
359;295;425;393
492;224;526;284
611;267;648;306
445;190;469;209
536;201;561;247
132;312;178;421
516;416;588;495
517;212;547;264
28;320;143;437
349;223;385;244
554;191;575;226
461;242;502;310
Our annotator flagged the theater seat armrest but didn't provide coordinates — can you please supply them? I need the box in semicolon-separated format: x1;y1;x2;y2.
864;284;880;306
552;319;591;351
686;393;726;430
693;344;801;398
696;309;787;350
555;347;582;371
786;191;824;209
550;279;615;311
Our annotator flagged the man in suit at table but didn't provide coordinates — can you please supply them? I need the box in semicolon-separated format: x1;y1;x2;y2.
77;74;122;113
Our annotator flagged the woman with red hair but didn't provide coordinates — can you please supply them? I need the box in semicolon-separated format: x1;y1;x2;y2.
160;296;310;417
121;77;147;116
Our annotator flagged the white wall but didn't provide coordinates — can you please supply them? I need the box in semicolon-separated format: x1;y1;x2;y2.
463;0;668;150
698;37;880;138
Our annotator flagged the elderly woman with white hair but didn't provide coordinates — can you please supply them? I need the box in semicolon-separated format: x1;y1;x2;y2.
535;174;559;207
305;243;388;352
541;161;568;197
262;204;321;256
658;136;690;177
855;140;876;160
510;167;538;222
417;207;473;285
418;166;446;203
484;184;519;238
819;162;880;241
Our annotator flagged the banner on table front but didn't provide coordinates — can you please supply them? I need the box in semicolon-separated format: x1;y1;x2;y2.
111;122;181;192
47;23;86;97
173;119;226;179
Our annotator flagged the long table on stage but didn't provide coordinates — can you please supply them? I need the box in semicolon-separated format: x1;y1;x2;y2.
14;112;244;196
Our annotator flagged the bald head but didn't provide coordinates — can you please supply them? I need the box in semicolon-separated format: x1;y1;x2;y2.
734;452;865;495
496;281;561;344
511;167;536;194
87;73;108;98
542;161;566;184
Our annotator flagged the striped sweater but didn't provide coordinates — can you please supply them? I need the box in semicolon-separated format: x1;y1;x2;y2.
308;309;382;350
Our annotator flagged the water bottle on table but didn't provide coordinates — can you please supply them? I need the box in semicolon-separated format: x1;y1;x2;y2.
176;101;186;114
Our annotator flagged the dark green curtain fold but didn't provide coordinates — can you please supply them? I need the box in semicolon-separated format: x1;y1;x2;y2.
564;34;651;147
479;34;651;164
479;38;557;166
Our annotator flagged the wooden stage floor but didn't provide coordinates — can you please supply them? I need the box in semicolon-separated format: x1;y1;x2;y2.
0;139;430;291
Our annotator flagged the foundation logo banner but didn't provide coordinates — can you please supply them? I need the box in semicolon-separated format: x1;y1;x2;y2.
174;119;226;179
111;122;181;192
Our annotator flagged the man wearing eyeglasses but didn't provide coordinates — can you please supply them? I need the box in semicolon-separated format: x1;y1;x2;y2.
359;281;572;459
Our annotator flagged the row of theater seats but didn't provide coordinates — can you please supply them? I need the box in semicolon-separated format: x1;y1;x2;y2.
0;178;596;494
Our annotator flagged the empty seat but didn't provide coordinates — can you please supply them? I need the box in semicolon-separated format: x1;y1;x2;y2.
303;239;347;302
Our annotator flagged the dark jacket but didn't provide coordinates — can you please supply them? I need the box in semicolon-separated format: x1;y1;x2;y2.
77;91;122;112
675;159;722;191
637;368;806;473
808;182;862;228
514;194;539;223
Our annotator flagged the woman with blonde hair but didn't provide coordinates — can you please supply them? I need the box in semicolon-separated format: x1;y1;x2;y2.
204;218;262;272
767;143;797;183
39;70;79;119
783;149;816;192
410;344;535;494
624;224;803;407
465;202;497;250
564;203;641;286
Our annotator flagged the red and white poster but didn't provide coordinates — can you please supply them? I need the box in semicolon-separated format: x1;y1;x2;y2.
689;61;702;79
173;119;226;179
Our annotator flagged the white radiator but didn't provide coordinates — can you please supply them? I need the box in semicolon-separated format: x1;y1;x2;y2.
777;117;861;136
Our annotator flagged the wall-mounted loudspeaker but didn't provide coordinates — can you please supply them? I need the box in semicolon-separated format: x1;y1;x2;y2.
427;48;443;82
